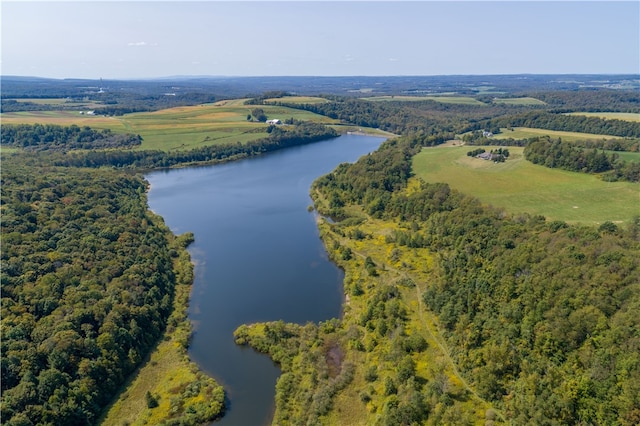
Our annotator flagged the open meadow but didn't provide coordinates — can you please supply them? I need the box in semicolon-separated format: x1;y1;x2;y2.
413;145;640;225
1;100;343;151
566;112;640;122
364;95;487;106
492;97;546;105
264;96;329;104
608;150;640;162
493;127;623;142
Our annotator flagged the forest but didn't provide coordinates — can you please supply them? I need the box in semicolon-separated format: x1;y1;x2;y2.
1;124;142;151
1;161;176;424
2;76;640;425
0;159;225;426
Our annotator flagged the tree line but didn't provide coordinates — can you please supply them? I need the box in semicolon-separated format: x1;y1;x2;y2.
478;110;640;138
524;137;640;182
1;123;142;151
530;89;640;113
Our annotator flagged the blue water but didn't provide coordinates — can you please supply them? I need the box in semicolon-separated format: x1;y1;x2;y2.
146;134;384;425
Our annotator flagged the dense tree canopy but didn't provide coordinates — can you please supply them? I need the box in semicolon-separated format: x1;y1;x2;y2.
1;161;181;425
1;124;142;151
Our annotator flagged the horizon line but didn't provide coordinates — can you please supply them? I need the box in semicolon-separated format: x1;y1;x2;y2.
3;72;640;81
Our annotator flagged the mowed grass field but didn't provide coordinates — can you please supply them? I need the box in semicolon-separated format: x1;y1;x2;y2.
493;127;623;142
413;146;640;225
364;95;487;106
10;98;70;105
566;112;640;122
492;97;546;105
8;98;105;108
264;96;329;104
1;100;342;151
608;151;640;162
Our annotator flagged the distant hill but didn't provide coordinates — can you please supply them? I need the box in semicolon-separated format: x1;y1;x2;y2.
3;74;639;100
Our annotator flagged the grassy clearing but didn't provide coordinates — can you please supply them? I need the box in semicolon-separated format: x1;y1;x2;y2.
99;338;187;426
493;127;622;142
412;146;639;225
329;125;397;137
0;111;126;131
7;98;105;108
566;112;640;122
9;98;69;105
492;97;546;105
1;101;341;151
364;96;487;106
607;150;640;162
265;96;329;104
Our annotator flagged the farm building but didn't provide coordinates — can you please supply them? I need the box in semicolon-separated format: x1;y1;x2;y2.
267;119;281;125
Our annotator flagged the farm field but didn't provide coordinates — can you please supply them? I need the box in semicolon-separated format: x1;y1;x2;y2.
1;101;343;151
364;95;487;105
492;97;546;105
264;96;329;104
412;145;640;225
566;112;640;122
9;98;70;105
607;150;640;162
492;127;623;142
0;110;125;130
7;98;105;108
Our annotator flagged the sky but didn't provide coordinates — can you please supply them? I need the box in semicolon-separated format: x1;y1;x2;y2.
2;1;639;79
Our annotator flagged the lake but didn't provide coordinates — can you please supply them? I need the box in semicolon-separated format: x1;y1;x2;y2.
146;134;385;425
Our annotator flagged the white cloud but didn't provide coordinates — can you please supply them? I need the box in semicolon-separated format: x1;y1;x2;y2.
127;41;147;47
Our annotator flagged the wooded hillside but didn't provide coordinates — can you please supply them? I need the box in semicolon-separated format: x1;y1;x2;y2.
1;162;180;425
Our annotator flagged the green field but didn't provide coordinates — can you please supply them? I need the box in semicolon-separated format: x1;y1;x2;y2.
265;96;329;104
493;127;623;142
1;101;343;151
9;98;70;105
492;97;546;105
8;98;105;108
412;146;639;225
566;112;640;122
364;95;487;106
608;150;640;162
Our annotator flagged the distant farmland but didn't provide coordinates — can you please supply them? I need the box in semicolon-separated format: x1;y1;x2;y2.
364;95;487;106
492;97;546;105
1;101;342;151
492;127;623;142
566;112;640;122
412;145;639;225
